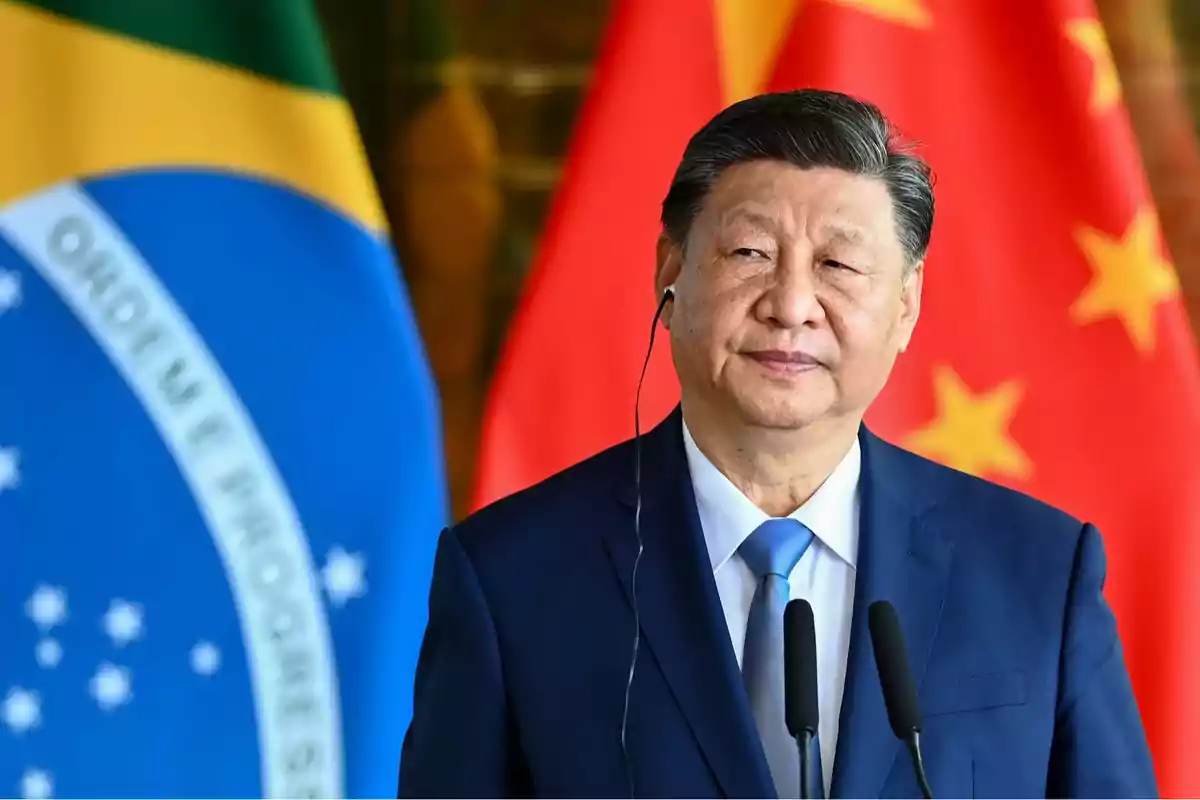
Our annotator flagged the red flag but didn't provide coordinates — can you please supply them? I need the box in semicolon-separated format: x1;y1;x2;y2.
474;0;711;507
475;1;1200;793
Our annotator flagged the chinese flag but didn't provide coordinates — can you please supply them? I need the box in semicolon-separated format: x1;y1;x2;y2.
475;0;1200;793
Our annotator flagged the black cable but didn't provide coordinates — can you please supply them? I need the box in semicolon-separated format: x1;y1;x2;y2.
620;288;672;798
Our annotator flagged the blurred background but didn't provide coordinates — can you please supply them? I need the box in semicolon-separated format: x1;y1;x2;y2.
6;0;1200;797
320;0;1200;519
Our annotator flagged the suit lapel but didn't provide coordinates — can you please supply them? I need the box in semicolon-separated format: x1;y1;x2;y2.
605;408;774;798
830;429;955;799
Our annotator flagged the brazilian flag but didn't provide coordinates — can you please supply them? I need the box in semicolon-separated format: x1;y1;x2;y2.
0;1;447;797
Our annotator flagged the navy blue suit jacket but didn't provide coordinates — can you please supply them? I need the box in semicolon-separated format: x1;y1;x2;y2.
398;409;1157;798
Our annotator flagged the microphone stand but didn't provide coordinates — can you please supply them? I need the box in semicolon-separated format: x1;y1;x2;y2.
796;728;816;800
904;731;933;799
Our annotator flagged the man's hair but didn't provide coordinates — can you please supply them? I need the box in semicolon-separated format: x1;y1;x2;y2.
660;89;935;266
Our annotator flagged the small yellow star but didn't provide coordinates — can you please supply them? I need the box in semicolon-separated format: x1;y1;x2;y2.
904;366;1032;481
822;0;932;28
1072;210;1179;355
1066;18;1121;114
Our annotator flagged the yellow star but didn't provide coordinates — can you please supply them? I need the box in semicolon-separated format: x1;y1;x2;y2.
1066;18;1121;113
904;366;1032;481
715;0;804;102
822;0;932;28
1072;210;1179;355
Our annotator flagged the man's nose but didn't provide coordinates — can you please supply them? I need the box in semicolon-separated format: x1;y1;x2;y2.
756;253;825;329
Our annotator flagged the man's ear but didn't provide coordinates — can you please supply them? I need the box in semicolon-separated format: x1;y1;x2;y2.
655;233;683;328
896;260;923;354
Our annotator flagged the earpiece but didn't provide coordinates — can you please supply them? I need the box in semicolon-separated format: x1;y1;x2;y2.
663;283;676;299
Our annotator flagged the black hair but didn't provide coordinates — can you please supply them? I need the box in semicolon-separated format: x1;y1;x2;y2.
661;89;935;265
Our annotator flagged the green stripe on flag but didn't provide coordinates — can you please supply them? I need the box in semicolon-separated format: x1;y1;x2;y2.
9;0;340;94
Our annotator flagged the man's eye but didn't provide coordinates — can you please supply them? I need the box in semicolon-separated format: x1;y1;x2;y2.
823;259;854;271
733;247;768;259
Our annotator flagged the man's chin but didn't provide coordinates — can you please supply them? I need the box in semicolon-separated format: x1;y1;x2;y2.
731;397;835;431
720;373;837;428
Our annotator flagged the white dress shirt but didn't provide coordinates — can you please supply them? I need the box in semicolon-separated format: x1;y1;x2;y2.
682;420;860;798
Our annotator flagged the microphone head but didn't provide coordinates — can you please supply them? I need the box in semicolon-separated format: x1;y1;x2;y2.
784;599;819;736
868;600;923;739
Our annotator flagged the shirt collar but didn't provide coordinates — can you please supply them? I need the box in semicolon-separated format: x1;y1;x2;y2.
682;418;861;573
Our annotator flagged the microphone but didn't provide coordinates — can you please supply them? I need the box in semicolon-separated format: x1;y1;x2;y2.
868;601;933;799
784;599;820;799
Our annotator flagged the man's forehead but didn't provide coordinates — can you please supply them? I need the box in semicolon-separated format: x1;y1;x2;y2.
710;163;887;207
698;163;896;241
715;205;867;236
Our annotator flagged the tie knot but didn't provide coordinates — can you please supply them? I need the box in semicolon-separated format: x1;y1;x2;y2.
739;518;814;581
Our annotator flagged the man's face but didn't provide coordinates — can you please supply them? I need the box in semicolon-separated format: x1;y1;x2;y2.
657;160;922;431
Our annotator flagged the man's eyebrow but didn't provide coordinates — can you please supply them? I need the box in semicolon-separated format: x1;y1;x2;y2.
719;209;779;229
820;223;866;245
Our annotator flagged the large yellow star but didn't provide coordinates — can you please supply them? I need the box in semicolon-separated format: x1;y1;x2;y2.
715;0;803;103
822;0;932;28
1071;210;1179;355
1066;18;1121;114
904;366;1032;481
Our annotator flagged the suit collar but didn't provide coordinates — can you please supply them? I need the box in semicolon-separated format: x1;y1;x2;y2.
608;407;774;797
829;427;954;798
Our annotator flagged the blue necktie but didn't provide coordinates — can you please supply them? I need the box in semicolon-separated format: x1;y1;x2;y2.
740;518;822;799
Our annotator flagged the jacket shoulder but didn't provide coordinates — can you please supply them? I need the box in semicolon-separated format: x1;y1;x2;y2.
871;435;1095;618
451;436;636;558
870;433;1087;546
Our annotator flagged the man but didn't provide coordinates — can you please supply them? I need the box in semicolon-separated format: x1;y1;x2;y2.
398;90;1157;798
